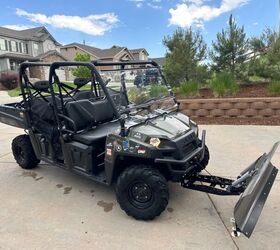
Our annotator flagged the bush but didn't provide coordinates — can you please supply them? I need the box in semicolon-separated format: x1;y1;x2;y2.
127;87;149;104
72;53;92;78
174;81;199;96
210;72;239;97
149;84;169;98
0;72;18;90
267;80;280;95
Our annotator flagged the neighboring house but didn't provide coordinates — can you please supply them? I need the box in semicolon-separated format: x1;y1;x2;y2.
61;43;136;69
0;26;68;80
129;48;149;61
61;43;151;70
150;57;166;68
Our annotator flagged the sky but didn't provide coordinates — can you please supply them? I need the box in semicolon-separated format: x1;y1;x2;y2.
0;0;278;57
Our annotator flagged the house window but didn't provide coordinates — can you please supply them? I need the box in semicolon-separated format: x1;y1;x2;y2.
9;60;18;71
34;43;39;56
0;39;7;50
23;44;28;54
10;41;17;52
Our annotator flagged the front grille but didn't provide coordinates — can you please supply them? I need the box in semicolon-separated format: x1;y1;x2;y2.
175;131;198;158
182;142;196;155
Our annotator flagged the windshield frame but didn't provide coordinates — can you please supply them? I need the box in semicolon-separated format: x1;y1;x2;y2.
92;60;177;111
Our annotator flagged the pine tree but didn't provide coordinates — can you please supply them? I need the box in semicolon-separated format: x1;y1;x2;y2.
210;14;248;76
163;27;207;86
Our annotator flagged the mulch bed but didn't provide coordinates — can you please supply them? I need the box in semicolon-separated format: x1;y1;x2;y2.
177;82;279;99
194;117;280;126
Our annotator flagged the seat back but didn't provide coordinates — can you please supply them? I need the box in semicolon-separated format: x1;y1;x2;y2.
65;99;115;131
74;90;95;100
65;100;95;131
90;99;114;123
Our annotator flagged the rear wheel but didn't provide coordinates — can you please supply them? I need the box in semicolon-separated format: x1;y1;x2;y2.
12;134;40;169
116;165;169;220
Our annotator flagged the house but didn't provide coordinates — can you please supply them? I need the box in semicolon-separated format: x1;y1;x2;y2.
61;43;135;69
0;26;67;79
150;57;166;68
129;48;149;61
60;43;150;70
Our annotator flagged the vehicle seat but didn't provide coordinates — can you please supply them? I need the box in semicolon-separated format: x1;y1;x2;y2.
73;120;120;145
64;99;115;131
74;90;95;100
65;100;96;131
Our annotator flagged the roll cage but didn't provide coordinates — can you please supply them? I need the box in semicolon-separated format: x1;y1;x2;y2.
18;62;123;135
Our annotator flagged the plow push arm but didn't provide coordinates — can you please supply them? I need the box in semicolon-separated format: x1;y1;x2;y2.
181;142;279;238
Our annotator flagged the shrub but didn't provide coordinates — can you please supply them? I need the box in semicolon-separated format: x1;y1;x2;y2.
127;87;149;104
174;81;199;96
267;80;280;95
0;72;18;90
149;84;169;98
210;72;239;97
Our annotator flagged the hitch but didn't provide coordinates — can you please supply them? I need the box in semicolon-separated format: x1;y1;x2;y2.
181;174;244;196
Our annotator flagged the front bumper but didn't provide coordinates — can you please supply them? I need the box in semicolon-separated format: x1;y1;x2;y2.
154;130;206;166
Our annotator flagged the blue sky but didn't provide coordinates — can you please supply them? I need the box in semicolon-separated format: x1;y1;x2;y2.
0;0;278;57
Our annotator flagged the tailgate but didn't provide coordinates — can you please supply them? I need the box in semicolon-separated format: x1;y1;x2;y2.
0;103;28;129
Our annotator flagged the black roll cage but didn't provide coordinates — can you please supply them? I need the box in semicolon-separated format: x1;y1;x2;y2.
19;61;122;133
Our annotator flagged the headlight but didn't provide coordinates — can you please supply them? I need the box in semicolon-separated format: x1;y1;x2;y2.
149;137;161;147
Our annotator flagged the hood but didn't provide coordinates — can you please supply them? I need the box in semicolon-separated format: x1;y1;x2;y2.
128;112;196;141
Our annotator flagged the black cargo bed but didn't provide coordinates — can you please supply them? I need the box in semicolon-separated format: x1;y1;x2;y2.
0;103;28;129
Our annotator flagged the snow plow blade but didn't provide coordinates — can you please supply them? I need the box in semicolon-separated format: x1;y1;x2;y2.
233;142;279;238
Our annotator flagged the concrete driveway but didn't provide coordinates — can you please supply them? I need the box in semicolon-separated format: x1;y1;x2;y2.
0;120;279;249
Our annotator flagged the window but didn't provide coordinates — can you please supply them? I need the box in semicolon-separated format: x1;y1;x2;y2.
33;43;39;56
23;44;28;54
0;39;7;50
10;41;17;52
18;42;22;53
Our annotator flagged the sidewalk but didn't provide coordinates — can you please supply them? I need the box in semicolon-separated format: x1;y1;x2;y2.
0;90;21;104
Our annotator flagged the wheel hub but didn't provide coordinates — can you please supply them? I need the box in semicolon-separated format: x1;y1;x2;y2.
128;181;153;208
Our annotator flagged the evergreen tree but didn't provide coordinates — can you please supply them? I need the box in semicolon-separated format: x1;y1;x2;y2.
210;14;248;76
163;27;207;86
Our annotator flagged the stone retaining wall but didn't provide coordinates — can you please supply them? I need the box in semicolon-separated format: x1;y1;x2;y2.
178;97;280;118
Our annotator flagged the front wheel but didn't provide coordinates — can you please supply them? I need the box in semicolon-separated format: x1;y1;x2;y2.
116;165;169;220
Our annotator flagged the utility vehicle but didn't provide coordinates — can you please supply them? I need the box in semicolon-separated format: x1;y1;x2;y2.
0;60;278;238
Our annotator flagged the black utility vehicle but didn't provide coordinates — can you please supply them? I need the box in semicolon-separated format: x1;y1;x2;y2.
0;60;278;238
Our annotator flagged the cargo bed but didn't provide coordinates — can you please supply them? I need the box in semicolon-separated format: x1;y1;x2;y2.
0;103;28;129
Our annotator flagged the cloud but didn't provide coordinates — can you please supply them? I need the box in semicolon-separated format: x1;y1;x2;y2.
169;0;249;28
130;0;162;9
3;24;35;30
252;22;258;26
15;8;119;36
130;0;145;6
147;3;162;9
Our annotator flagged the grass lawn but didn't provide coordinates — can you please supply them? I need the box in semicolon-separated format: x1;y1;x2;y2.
7;82;91;97
8;87;21;97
